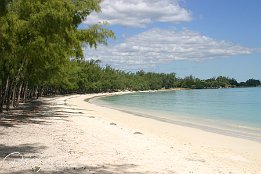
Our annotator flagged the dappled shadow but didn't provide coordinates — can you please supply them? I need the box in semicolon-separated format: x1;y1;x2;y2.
1;163;169;174
49;106;86;111
0;120;13;128
0;99;85;128
0;143;47;159
54;110;84;115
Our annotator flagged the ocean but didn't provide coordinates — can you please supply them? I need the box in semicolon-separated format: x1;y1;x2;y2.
91;88;261;142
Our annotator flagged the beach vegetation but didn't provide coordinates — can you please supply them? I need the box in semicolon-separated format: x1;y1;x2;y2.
0;0;113;112
0;1;260;112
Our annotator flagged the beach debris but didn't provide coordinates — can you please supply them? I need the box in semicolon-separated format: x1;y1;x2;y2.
32;166;41;173
110;122;117;126
134;132;143;135
89;116;95;118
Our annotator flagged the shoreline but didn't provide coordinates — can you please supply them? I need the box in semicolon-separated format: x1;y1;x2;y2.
80;92;261;145
68;93;261;172
1;93;261;173
90;91;261;143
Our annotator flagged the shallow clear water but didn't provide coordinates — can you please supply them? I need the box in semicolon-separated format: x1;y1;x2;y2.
92;88;261;141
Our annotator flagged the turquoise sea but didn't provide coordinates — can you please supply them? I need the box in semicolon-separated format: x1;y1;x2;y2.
91;88;261;142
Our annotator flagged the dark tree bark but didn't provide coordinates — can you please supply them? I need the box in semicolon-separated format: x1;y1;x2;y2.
0;76;10;112
22;82;28;103
0;85;3;113
6;80;13;111
16;82;23;107
11;83;16;107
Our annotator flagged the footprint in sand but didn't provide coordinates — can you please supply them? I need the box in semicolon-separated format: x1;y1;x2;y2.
134;132;143;135
185;153;206;163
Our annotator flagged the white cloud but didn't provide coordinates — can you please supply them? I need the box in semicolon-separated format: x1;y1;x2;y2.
84;28;252;69
84;0;192;27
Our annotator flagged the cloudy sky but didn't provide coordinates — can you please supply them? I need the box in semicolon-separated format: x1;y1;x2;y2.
81;0;261;81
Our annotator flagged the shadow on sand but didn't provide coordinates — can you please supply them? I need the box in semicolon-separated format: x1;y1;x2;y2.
1;163;168;174
0;144;47;159
0;99;86;128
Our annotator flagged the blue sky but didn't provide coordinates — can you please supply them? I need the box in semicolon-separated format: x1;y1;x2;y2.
82;0;261;82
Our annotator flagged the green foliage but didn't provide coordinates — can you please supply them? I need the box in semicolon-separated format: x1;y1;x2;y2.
0;0;114;111
172;75;259;89
0;0;260;113
245;79;261;87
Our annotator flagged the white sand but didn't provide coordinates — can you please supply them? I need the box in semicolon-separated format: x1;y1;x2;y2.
1;93;261;174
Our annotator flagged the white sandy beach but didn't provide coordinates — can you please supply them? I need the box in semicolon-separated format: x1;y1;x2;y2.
1;93;261;174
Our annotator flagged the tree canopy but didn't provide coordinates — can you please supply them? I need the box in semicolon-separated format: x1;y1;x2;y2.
0;0;113;112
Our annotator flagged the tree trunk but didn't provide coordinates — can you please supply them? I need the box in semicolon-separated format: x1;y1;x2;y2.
6;80;13;111
0;76;10;112
34;86;38;99
16;83;23;107
23;82;28;103
28;87;31;101
0;85;3;113
11;84;16;107
37;86;42;99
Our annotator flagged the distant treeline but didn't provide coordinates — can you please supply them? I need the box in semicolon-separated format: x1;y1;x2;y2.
174;75;261;89
57;60;261;93
19;59;260;95
0;0;260;112
2;56;261;112
66;61;261;92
